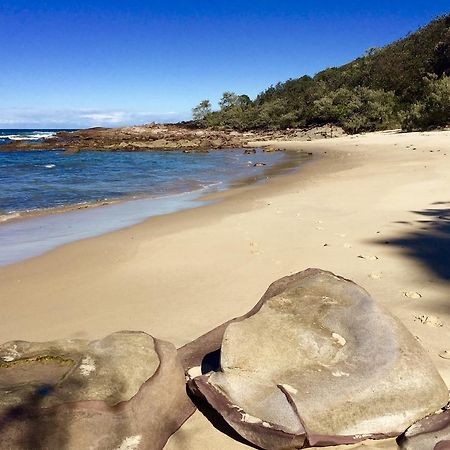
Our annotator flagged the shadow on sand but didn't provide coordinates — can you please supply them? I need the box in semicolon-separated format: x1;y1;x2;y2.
375;202;450;282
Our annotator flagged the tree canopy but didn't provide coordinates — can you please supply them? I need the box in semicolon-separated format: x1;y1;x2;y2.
192;14;450;133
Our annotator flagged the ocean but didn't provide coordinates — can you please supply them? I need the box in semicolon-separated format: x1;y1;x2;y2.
0;129;295;265
0;128;74;144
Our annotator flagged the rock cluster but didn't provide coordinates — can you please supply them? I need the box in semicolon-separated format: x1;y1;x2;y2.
0;123;345;152
0;269;448;449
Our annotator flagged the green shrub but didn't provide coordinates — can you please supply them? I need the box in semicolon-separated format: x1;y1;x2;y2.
401;75;450;130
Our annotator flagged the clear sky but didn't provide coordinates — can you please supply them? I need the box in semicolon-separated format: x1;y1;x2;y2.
0;1;449;128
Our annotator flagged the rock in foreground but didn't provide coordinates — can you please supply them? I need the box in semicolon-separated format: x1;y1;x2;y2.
398;406;450;449
183;269;449;449
0;331;194;449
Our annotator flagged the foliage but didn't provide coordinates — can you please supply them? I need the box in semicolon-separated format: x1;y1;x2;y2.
401;75;450;130
192;100;212;121
192;14;450;133
312;87;398;133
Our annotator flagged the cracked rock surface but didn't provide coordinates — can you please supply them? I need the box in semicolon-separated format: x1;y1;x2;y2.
185;269;449;449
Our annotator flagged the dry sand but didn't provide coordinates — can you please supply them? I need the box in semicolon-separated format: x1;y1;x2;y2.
1;129;449;449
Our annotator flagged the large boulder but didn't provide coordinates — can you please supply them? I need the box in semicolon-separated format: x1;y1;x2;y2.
182;269;449;449
0;331;195;449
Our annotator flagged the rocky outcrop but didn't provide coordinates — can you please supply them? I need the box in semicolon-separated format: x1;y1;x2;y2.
0;123;344;152
181;269;449;449
0;331;195;449
0;124;249;152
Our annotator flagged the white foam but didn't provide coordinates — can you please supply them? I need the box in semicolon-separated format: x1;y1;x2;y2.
0;132;56;141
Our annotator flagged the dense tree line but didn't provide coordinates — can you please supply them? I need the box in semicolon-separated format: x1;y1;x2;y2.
192;14;450;133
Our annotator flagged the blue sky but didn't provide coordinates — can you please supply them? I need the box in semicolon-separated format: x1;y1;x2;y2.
0;1;449;128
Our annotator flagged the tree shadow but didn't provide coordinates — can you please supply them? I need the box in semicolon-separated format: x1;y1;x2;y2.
0;362;129;449
0;380;80;449
372;203;450;281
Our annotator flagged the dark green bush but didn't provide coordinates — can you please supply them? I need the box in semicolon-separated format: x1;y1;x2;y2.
192;14;450;133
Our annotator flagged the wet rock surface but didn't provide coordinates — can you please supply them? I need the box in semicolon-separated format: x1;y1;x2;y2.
182;269;449;449
0;331;194;449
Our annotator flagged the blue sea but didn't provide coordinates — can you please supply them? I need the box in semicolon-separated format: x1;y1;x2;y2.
0;129;295;265
0;146;285;216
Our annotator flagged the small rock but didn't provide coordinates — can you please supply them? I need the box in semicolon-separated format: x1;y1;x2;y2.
358;254;379;261
404;291;422;299
414;315;443;327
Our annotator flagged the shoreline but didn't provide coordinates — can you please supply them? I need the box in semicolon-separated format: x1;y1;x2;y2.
0;147;304;226
1;129;449;449
0;149;309;266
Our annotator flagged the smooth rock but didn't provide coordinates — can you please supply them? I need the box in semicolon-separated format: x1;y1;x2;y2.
182;269;449;449
0;331;194;449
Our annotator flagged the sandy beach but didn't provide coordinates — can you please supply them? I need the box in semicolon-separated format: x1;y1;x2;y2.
1;130;449;449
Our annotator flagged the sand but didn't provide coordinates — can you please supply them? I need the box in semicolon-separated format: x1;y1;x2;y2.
0;129;449;449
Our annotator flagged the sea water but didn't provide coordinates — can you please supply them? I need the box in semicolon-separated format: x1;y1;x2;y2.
0;149;285;215
0;131;291;265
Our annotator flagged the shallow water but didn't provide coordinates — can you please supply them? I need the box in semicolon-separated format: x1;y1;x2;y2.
0;149;284;216
0;148;293;265
0;191;209;266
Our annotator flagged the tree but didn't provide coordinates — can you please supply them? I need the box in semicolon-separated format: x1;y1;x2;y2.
219;92;240;110
192;100;212;121
401;75;450;130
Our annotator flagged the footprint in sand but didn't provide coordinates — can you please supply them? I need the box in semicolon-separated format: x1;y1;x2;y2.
343;243;352;249
249;242;260;255
404;291;422;299
358;254;379;261
439;350;450;360
316;226;324;231
414;315;443;327
369;273;382;279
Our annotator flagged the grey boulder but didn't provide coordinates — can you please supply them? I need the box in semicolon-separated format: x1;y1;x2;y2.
183;269;449;449
0;331;195;449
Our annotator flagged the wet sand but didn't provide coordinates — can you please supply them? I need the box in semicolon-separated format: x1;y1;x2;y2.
0;130;449;449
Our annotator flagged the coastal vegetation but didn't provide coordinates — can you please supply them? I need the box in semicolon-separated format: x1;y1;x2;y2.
193;14;450;133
